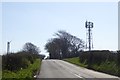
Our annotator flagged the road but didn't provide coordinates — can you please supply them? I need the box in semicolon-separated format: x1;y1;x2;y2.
37;59;120;80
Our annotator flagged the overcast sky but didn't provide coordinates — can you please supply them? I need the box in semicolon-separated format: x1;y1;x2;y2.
1;2;118;55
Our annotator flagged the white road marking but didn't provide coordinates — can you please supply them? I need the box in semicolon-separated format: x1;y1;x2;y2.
74;73;83;78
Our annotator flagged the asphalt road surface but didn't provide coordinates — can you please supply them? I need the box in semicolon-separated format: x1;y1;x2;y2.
37;59;120;80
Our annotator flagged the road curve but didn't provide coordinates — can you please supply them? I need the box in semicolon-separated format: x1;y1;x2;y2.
37;59;120;80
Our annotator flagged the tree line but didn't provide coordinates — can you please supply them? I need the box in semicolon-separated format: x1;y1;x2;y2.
2;42;45;71
45;30;85;59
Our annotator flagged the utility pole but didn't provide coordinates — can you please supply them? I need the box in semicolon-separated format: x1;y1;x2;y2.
7;41;11;54
6;41;11;69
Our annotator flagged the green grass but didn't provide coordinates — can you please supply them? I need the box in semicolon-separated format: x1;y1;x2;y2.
64;57;87;67
2;59;41;79
64;57;119;77
92;61;118;76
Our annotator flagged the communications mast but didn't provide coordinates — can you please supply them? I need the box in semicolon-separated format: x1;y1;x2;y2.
85;21;94;51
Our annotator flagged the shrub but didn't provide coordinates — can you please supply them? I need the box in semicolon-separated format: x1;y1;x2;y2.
79;50;118;76
2;59;41;79
79;50;117;65
2;51;42;71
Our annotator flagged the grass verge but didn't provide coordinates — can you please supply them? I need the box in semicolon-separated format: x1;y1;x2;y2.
64;57;119;77
64;57;87;68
